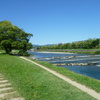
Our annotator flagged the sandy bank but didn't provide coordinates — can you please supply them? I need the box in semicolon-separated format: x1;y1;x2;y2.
37;51;75;54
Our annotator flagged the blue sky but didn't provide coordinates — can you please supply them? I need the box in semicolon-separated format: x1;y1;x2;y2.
0;0;100;45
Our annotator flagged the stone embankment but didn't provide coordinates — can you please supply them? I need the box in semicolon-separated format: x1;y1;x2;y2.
0;74;24;100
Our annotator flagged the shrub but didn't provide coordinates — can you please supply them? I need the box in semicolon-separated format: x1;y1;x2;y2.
94;51;100;54
18;50;30;56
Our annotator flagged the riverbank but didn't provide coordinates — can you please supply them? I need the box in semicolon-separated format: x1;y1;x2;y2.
21;56;100;100
0;54;99;100
37;51;75;54
28;57;100;93
35;49;100;55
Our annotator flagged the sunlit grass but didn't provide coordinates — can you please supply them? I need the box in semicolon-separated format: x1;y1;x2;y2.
31;58;100;93
0;54;96;100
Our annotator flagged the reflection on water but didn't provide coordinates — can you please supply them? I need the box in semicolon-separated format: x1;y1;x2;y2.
29;52;100;80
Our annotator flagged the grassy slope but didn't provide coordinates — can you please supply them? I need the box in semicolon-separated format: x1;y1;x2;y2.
0;54;96;100
30;59;100;93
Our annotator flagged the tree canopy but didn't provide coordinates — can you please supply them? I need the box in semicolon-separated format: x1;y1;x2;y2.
37;38;100;50
0;20;33;55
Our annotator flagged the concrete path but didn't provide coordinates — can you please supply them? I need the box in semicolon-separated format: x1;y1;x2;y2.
0;74;24;100
20;56;100;100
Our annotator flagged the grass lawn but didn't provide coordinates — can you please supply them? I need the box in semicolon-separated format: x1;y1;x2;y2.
32;59;100;93
0;50;5;53
0;54;97;100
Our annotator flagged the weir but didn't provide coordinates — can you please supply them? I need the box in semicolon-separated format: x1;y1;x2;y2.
53;62;97;66
37;56;76;60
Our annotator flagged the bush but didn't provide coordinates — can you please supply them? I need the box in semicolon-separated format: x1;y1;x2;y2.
23;52;30;56
18;50;30;56
94;51;100;54
95;45;100;49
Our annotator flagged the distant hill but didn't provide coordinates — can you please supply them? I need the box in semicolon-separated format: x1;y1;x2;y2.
33;44;56;47
33;44;40;47
33;44;55;47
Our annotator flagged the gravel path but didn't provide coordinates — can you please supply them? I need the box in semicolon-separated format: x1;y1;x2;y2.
20;56;100;100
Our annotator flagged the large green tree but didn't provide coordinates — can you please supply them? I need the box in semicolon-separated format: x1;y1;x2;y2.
0;20;33;55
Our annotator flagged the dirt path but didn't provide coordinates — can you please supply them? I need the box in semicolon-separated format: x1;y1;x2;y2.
20;56;100;100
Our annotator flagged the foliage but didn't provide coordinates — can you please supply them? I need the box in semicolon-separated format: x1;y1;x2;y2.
0;20;33;55
1;39;12;53
18;50;30;56
37;38;100;50
94;51;100;54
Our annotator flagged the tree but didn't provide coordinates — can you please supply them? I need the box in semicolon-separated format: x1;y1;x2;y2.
0;20;33;55
1;39;12;54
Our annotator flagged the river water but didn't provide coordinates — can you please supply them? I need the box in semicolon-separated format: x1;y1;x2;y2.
29;52;100;80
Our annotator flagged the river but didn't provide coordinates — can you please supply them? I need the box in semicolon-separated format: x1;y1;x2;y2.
28;51;100;80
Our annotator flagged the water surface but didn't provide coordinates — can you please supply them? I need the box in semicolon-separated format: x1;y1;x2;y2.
29;52;100;80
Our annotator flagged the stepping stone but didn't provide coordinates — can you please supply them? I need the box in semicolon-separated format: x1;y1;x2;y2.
0;83;11;87
0;74;24;100
0;76;4;79
0;91;17;98
0;81;9;86
0;80;9;83
0;83;12;88
0;87;13;92
0;78;4;80
0;75;4;78
11;97;24;100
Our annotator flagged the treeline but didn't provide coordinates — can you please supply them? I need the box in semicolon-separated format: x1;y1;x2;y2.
37;38;100;50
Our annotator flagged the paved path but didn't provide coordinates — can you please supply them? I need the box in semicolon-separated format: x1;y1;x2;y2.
0;74;24;100
20;56;100;100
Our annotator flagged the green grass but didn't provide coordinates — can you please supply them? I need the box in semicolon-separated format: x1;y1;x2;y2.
0;50;5;53
0;54;96;100
65;50;100;55
30;58;100;93
0;50;19;54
